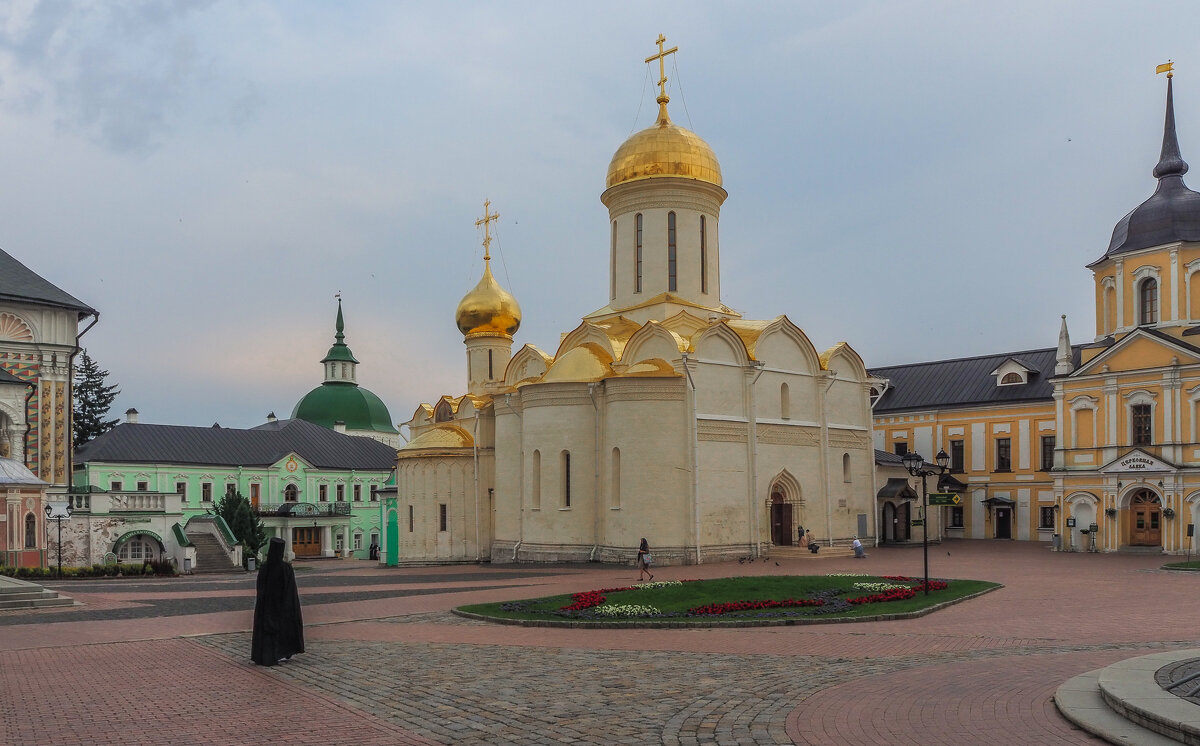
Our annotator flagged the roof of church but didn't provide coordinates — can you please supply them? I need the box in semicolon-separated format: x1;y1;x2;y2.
0;248;97;316
0;368;27;386
292;383;397;434
1093;75;1200;264
870;345;1082;414
74;418;396;469
0;457;44;485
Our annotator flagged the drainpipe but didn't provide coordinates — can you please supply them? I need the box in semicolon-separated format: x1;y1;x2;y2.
746;361;765;557
819;372;836;547
587;382;601;562
66;312;100;491
868;384;881;547
21;380;35;466
681;353;701;564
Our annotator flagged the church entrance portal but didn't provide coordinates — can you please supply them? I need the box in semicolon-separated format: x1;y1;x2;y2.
770;492;793;546
881;501;910;543
292;527;322;557
1130;490;1162;546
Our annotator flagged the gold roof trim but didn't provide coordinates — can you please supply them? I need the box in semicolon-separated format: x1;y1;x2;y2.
615;357;681;378
542;343;614;383
400;424;474;452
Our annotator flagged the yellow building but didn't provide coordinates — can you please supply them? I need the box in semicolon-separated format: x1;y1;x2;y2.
873;72;1200;555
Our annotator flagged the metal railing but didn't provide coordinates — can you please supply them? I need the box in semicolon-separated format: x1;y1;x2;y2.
254;502;351;517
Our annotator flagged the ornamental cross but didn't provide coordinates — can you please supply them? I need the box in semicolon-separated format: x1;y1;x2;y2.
645;34;678;101
475;199;500;261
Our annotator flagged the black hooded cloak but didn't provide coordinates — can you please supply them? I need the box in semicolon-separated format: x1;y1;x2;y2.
251;537;304;665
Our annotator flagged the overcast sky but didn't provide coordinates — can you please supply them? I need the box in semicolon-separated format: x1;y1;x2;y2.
0;2;1195;431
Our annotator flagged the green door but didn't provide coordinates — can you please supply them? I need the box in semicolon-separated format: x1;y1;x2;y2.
385;499;399;567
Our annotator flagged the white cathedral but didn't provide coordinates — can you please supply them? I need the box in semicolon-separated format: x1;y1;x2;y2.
391;40;876;565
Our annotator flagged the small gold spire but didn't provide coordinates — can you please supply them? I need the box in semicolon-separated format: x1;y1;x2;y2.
1157;60;1174;79
475;199;500;262
645;33;679;122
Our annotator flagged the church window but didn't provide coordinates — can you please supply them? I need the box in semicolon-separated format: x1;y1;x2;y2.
176;482;187;501
319;484;328;502
1000;372;1023;385
408;505;414;532
336;484;345;501
995;438;1011;472
202;482;213;502
611;447;621;508
284;483;298;502
562;450;571;508
780;383;791;419
700;216;708;294
611;221;617;300
439;503;447;532
1140;278;1159;325
842;453;851;483
1132;404;1153;446
24;513;35;549
635;213;643;293
532;450;541;509
488;349;493;379
667;211;677;291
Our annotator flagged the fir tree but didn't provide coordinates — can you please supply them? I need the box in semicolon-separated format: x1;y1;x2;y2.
73;349;120;447
212;487;267;558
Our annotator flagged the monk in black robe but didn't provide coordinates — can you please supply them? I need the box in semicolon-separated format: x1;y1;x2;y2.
251;537;304;665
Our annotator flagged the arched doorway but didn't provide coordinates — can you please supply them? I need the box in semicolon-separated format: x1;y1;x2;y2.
1129;489;1162;546
766;471;803;546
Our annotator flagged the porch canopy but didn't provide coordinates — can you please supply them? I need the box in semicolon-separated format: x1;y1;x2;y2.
877;478;918;501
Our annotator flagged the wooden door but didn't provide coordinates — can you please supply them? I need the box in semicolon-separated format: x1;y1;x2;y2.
1130;491;1162;546
770;503;792;545
995;508;1012;539
292;527;322;557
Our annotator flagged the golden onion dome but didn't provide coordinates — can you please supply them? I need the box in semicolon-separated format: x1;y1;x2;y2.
606;101;722;189
455;261;521;337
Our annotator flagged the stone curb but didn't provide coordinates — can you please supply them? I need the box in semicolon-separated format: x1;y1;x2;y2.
452;584;1001;629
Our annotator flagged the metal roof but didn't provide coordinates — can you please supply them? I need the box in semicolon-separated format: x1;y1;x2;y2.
0;247;97;316
74;418;396;470
870;345;1081;414
0;368;27;386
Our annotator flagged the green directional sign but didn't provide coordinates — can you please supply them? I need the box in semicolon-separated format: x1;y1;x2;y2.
910;519;924;526
928;493;961;506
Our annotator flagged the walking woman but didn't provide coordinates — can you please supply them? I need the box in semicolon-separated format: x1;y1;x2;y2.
637;537;654;581
251;537;305;666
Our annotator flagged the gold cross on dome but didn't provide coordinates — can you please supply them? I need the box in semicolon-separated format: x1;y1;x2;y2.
645;34;678;101
475;199;500;261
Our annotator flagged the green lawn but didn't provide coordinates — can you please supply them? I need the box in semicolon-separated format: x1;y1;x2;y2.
1163;560;1200;571
458;574;999;625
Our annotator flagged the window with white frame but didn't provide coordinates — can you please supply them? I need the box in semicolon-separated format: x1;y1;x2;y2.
353;532;363;550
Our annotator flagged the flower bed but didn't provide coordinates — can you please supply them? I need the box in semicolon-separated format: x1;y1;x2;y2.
688;597;825;616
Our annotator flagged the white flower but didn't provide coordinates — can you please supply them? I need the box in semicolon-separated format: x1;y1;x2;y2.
593;604;661;617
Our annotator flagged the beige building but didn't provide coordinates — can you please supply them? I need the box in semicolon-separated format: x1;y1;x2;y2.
388;42;876;566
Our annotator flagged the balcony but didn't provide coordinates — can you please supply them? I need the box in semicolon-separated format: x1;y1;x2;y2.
255;502;351;517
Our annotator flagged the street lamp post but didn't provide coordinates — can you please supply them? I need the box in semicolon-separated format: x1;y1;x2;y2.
901;449;950;595
44;501;73;578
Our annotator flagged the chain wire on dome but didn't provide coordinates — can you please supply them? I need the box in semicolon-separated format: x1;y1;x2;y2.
671;54;694;131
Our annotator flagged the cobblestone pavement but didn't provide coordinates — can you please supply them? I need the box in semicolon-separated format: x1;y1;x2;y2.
2;542;1197;744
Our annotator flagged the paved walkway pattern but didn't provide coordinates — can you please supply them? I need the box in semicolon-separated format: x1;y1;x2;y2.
0;541;1196;744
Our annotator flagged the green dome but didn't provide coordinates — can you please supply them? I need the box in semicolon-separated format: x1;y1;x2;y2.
291;382;398;434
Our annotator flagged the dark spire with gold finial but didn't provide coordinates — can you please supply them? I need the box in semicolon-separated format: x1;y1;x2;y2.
1092;64;1200;265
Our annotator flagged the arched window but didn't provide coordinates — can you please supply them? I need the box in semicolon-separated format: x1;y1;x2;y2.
634;213;643;293
531;450;541;509
842;453;852;483
284;483;298;502
610;220;617;300
667;211;677;291
488;349;494;380
562;450;572;508
780;382;791;419
611;447;621;508
700;215;708;294
118;538;159;561
1140;278;1159;325
1000;372;1023;385
24;513;36;549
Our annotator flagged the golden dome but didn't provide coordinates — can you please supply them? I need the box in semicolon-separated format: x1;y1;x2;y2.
455;261;521;337
606;102;722;189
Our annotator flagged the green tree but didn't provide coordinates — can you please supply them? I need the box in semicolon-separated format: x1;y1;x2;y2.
73;350;120;447
211;487;267;558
